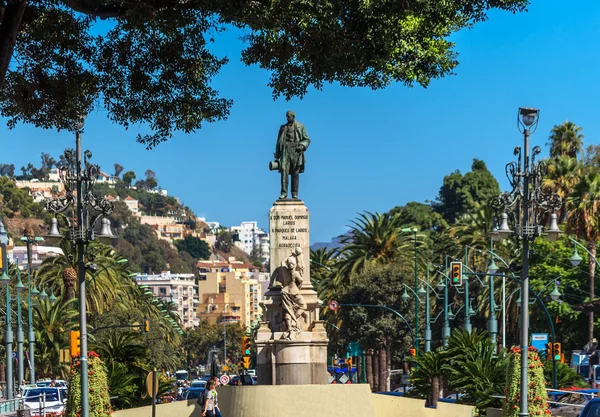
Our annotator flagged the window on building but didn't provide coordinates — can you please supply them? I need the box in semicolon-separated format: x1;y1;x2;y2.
159;287;166;295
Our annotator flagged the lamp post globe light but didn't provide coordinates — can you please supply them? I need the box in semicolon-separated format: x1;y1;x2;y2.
490;107;562;417
44;122;116;417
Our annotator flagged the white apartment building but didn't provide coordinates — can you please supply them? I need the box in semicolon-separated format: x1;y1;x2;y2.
134;271;199;328
11;245;64;270
230;221;269;264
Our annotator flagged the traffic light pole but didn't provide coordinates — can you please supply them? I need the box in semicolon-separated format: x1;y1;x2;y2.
464;247;472;334
442;257;450;347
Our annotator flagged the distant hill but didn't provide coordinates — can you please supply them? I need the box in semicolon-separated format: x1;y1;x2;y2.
311;234;347;252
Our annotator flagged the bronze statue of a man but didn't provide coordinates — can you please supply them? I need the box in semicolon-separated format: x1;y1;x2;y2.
272;110;310;200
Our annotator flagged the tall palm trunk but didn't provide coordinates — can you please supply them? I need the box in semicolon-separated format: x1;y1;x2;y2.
373;350;379;392
589;242;597;342
431;377;440;408
379;346;388;392
385;337;391;392
366;352;373;390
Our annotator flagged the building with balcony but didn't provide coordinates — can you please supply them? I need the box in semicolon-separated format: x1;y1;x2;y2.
123;196;140;216
230;221;269;264
134;271;199;328
197;260;262;327
140;215;185;241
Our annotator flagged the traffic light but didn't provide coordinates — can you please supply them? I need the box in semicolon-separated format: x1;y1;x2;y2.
0;243;5;272
450;262;463;286
408;348;416;356
546;343;553;359
144;319;150;333
553;343;561;361
242;356;251;369
242;336;252;355
70;331;81;357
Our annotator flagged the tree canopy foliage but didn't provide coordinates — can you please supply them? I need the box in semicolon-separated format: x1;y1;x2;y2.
0;0;528;147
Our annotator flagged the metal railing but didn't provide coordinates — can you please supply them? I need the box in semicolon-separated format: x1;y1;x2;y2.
492;388;595;409
0;398;19;414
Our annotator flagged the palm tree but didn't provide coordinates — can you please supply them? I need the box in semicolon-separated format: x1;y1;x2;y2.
310;247;339;314
337;211;409;283
543;155;581;222
567;170;600;342
36;240;130;314
407;349;445;407
444;341;508;413
94;331;148;369
547;121;584;159
33;297;78;378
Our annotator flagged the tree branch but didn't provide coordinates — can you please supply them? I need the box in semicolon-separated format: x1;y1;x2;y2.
0;0;26;88
61;0;125;19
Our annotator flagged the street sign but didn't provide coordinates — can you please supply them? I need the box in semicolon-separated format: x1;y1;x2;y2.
11;352;16;359
219;375;230;385
145;371;159;397
531;333;548;353
328;300;339;311
59;349;71;363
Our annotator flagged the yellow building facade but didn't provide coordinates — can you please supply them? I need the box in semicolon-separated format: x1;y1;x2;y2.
197;260;262;327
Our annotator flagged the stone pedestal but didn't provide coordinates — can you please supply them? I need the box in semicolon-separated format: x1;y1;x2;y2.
257;199;328;385
269;200;311;282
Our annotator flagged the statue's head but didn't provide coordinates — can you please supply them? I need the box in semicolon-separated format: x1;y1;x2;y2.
286;110;295;124
286;255;297;270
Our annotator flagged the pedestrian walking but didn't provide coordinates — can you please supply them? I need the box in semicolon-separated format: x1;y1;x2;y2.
201;381;220;417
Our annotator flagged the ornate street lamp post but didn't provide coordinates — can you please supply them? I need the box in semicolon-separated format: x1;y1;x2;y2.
44;122;115;417
21;229;43;384
490;107;562;417
401;228;419;355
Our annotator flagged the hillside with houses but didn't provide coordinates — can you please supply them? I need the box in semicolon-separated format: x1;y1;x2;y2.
0;159;264;273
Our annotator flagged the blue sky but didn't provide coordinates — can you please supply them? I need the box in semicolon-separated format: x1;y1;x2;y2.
2;0;599;243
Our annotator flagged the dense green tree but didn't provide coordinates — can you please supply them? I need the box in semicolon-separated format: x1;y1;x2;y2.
567;169;600;342
338;263;416;392
0;163;15;177
122;171;136;187
174;235;210;260
113;163;124;178
0;176;50;220
215;229;233;253
0;0;526;146
434;159;500;224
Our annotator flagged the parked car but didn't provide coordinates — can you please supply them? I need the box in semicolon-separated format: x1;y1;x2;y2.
183;388;205;400
190;380;207;389
36;380;67;389
21;387;67;416
577;397;600;417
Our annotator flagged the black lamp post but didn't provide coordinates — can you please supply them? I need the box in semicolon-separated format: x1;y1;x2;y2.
490;107;562;417
44;121;115;417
